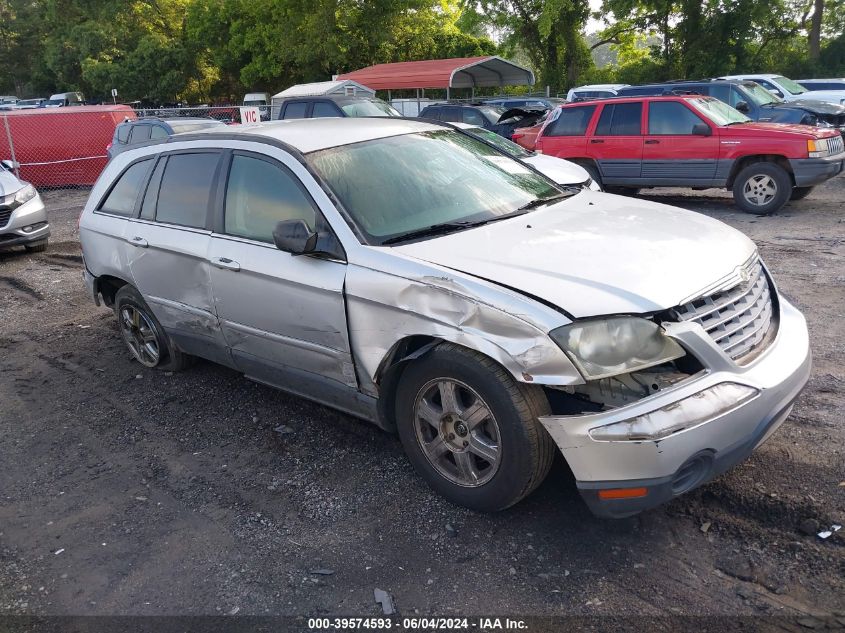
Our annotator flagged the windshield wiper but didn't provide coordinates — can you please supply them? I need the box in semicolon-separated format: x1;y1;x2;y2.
515;191;575;211
381;207;544;246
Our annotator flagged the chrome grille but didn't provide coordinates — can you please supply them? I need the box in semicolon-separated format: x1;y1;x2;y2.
674;255;776;364
0;206;11;228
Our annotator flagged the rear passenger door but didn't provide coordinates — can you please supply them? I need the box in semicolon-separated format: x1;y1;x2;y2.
126;150;229;363
642;101;718;184
589;101;643;184
207;150;355;389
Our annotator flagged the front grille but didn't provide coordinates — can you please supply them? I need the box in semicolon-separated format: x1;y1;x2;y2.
673;254;776;364
828;134;844;154
0;206;12;228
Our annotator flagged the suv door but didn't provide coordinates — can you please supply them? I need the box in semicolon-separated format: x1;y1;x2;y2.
589;101;643;184
127;150;229;362
642;100;718;184
207;149;354;388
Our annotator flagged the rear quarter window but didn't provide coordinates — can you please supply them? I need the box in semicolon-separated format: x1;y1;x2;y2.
544;105;596;136
282;102;308;119
97;159;153;216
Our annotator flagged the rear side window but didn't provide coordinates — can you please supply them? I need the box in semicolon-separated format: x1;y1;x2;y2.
116;124;130;144
98;159;152;216
150;126;169;140
595;102;642;135
312;102;341;118
544;105;596;136
224;155;317;242
129;125;151;143
648;102;706;135
283;102;308;119
154;153;219;228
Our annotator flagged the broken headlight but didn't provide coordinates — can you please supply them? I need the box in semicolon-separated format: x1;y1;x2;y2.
550;317;685;381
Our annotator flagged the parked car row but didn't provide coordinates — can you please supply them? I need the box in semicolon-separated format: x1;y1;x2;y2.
77;116;812;519
513;94;844;214
0;92;86;110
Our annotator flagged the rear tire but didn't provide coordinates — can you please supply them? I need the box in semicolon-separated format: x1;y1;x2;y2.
395;342;555;512
732;162;792;215
789;186;814;201
24;240;47;253
114;285;192;371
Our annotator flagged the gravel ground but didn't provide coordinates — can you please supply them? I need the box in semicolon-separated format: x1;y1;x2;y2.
0;181;843;622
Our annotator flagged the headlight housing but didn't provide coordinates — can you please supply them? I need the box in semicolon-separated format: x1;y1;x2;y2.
807;138;832;158
14;183;37;206
550;317;686;380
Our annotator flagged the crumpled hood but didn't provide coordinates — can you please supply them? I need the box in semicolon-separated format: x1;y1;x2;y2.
769;98;845;115
393;191;757;318
0;169;23;197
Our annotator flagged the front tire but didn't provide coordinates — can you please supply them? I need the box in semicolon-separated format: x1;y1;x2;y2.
25;240;48;253
114;285;191;371
395;343;555;512
732;162;792;215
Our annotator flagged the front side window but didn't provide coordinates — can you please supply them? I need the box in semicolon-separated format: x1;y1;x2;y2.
742;82;780;105
224;155;317;243
307;130;561;245
595;102;642;135
150;126;169;140
154;152;219;228
339;99;400;117
312;102;341;118
647;102;707;135
462;109;485;126
544;105;596;136
99;159;152;216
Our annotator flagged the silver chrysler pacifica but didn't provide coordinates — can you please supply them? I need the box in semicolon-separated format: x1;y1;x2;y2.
79;118;811;517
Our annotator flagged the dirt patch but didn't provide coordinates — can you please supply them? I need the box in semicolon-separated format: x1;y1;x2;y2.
0;179;843;617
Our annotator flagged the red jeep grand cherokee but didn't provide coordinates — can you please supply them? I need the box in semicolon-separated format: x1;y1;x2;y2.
534;95;844;214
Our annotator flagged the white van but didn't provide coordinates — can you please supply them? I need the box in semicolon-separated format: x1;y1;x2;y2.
243;92;270;120
43;92;85;107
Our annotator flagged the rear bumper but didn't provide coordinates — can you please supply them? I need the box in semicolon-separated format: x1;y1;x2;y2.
539;297;811;518
789;152;845;186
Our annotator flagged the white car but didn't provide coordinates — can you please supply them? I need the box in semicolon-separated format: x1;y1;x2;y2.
79;118;810;518
566;84;630;102
0;160;50;252
720;74;845;106
451;122;602;190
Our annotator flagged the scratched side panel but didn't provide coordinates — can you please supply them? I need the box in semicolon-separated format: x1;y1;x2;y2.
344;252;582;396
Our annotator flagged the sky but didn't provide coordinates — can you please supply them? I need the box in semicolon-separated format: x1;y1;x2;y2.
586;0;609;34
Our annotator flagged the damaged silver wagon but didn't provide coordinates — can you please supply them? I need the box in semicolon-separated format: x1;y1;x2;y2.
79;118;811;517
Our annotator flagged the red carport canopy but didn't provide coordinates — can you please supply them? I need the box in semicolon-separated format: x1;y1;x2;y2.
336;56;535;91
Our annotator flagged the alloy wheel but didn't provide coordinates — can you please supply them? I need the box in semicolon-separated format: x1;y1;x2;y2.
413;378;502;487
119;305;161;367
742;174;778;207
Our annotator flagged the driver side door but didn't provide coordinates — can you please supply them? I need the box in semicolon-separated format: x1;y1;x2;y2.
207;149;356;389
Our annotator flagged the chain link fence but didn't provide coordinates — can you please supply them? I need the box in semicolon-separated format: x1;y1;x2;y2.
0;105;249;193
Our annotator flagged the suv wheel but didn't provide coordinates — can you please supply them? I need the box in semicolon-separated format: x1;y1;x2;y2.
395;343;555;512
24;240;47;253
789;186;814;201
732;162;792;214
114;285;191;371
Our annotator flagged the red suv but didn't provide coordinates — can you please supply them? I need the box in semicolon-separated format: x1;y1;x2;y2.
531;95;844;214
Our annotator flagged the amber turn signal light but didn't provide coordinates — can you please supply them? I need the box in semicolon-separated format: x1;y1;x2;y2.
598;487;648;500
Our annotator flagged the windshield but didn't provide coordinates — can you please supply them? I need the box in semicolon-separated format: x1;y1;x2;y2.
478;105;505;124
307;130;560;245
41;99;62;106
340;99;401;117
743;82;781;105
466;126;531;158
688;97;751;125
243;100;266;106
775;76;807;95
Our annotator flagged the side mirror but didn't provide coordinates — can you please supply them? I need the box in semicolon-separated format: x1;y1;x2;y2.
769;89;783;98
273;219;318;255
1;159;19;170
691;123;712;136
735;100;750;113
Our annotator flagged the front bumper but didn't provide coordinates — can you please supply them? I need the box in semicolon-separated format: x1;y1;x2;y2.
0;194;50;248
539;297;811;518
789;152;845;186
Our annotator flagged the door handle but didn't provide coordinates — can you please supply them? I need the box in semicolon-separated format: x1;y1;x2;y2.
129;236;148;248
644;139;660;145
590;139;605;144
210;256;241;272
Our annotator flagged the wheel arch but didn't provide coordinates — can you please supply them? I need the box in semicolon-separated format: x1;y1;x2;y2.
95;274;132;308
727;154;795;188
